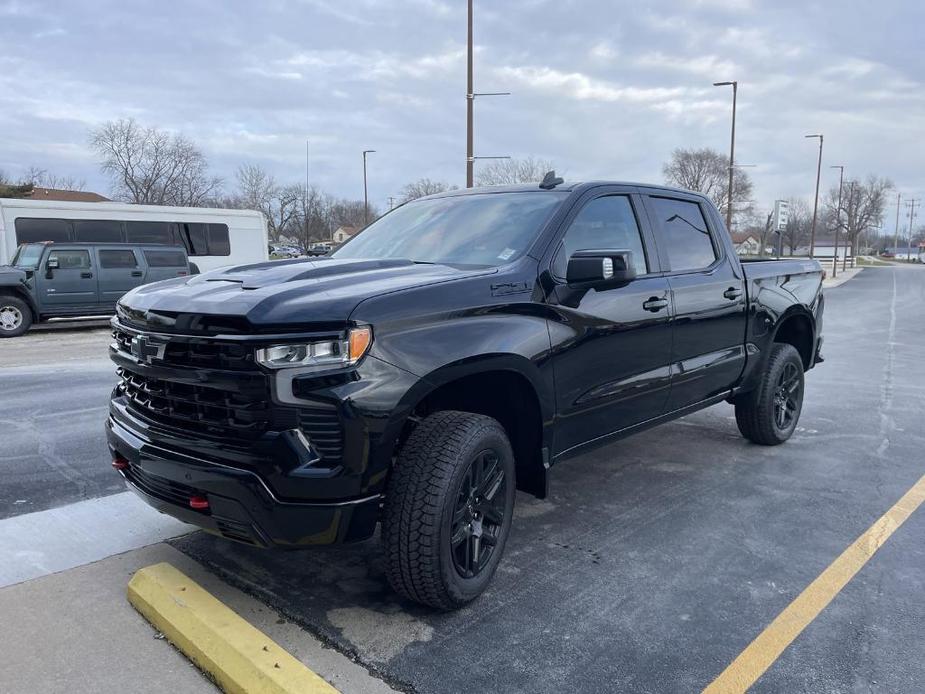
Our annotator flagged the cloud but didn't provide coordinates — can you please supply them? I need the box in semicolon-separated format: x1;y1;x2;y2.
1;0;924;212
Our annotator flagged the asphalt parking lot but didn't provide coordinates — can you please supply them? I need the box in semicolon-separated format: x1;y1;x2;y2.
2;266;924;693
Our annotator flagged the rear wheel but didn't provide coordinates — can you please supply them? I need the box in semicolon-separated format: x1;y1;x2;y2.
735;343;804;445
0;296;32;338
382;410;516;610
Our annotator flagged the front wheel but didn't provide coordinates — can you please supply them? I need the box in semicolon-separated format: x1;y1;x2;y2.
382;410;516;610
735;343;805;445
0;296;32;338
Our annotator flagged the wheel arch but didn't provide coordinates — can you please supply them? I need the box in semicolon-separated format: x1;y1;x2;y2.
0;286;38;321
771;308;816;370
391;355;553;499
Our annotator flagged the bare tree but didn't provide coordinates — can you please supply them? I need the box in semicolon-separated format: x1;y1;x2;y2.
19;165;87;191
89;118;222;206
475;156;555;186
399;178;457;203
823;175;893;255
228;164;300;241
781;197;812;255
662;147;754;228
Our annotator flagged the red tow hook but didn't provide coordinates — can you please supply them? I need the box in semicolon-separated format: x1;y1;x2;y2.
189;495;210;511
111;454;129;471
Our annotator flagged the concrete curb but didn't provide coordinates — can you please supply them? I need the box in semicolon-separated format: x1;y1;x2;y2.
128;562;339;694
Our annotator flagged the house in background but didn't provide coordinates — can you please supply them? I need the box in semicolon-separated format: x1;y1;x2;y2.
730;232;762;255
0;185;109;202
795;235;853;259
332;225;359;244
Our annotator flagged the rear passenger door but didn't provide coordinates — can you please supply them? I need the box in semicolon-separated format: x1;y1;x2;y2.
34;248;100;310
97;248;145;306
642;193;748;412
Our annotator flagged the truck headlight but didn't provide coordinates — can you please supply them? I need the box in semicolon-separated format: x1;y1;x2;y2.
255;326;372;369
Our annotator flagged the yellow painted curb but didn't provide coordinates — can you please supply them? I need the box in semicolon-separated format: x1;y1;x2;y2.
127;562;339;694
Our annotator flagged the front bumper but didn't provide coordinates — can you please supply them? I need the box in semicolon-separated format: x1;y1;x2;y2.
106;414;381;547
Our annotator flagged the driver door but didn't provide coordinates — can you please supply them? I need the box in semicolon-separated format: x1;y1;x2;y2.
545;189;673;457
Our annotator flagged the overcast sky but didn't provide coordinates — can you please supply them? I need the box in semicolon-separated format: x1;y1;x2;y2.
1;0;923;223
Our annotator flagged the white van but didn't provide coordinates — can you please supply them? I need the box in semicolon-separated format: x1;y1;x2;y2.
0;198;268;273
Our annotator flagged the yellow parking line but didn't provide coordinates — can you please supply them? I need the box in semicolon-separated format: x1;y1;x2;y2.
704;473;925;694
128;562;339;694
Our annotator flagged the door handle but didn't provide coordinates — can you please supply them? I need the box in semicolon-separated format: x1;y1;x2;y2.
723;287;743;300
130;271;143;277
81;272;93;279
642;297;669;312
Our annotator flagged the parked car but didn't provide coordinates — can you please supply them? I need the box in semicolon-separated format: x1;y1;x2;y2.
106;178;824;609
305;243;331;257
0;241;191;337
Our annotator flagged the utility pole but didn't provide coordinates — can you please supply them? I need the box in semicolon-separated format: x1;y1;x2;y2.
906;199;920;263
830;165;844;277
305;139;310;194
466;0;474;187
713;81;737;231
894;192;902;252
362;149;376;225
805;134;824;258
387;196;397;210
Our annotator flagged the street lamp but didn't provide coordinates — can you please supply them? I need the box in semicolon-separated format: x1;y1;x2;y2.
466;0;510;187
830;165;845;277
805;134;824;258
713;80;737;231
362;150;376;225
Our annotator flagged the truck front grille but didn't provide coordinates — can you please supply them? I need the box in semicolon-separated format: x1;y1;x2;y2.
118;368;271;440
112;327;254;371
124;462;203;510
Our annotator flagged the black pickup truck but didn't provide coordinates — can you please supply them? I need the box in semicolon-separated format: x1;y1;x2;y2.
106;179;823;609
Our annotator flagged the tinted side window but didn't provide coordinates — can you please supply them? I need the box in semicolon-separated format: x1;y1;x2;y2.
15;218;72;243
207;224;231;255
648;197;717;272
184;224;208;255
49;250;91;269
99;249;138;268
74;220;123;242
553;195;648;277
126;221;176;245
144;250;187;267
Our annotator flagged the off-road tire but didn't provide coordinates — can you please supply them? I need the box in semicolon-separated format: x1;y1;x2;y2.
382;410;516;610
0;295;32;338
735;343;804;445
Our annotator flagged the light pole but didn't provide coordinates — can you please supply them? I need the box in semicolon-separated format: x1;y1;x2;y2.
362;149;376;225
465;0;509;187
713;80;737;231
830;165;845;277
805;134;824;258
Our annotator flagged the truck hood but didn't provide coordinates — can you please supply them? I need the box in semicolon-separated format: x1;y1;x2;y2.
0;265;28;285
119;257;492;333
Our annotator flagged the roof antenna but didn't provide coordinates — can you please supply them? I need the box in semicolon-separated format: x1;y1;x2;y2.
539;170;564;190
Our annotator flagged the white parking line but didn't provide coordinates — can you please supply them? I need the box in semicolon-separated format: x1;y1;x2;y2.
0;492;192;588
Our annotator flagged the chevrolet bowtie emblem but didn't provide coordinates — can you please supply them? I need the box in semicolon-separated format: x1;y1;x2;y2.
130;335;166;364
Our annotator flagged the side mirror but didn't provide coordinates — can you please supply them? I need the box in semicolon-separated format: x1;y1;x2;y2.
566;249;637;287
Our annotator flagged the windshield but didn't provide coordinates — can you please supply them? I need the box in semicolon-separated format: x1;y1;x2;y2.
332;192;566;267
11;244;44;269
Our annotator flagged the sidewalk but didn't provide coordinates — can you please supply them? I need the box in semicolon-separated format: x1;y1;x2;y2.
822;266;862;289
0;543;397;694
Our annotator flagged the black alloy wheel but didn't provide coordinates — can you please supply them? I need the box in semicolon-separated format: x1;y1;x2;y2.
450;450;507;579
